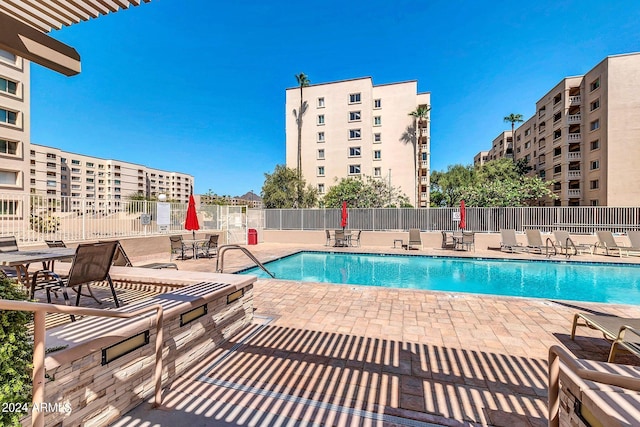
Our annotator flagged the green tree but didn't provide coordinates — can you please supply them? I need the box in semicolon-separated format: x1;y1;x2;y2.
262;165;317;208
323;176;410;208
430;164;475;206
408;105;431;206
294;73;310;207
503;113;524;150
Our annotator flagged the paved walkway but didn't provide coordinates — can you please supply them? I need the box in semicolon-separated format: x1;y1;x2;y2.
102;243;640;426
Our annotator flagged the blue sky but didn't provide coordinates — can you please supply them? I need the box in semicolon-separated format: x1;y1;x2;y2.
30;0;640;196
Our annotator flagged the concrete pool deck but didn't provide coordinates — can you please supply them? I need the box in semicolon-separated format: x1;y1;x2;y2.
105;242;640;426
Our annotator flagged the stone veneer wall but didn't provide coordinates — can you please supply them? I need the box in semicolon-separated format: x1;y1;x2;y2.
21;283;254;427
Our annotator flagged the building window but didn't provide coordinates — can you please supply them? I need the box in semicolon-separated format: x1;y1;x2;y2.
317;115;325;125
71;159;81;165
317;166;325;176
524;141;531;149
590;98;600;111
590;180;599;189
86;162;94;168
0;77;17;95
590;78;600;92
317;131;325;142
0;108;17;125
374;167;381;177
524;128;531;137
590;119;599;131
590;160;600;170
46;180;56;187
71;168;80;173
0;171;18;186
590;139;600;150
0;49;17;65
318;183;325;194
317;149;325;159
349;129;361;139
374;133;381;143
373;150;381;160
553;147;561;157
349;93;361;104
553;129;562;140
374;99;381;109
349;111;361;121
0;139;18;155
374;116;381;126
590;199;599;206
317;97;325;108
349;147;361;157
554;165;561;174
349;165;361;174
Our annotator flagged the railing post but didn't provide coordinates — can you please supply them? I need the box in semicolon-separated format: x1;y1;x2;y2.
32;310;46;427
81;198;86;241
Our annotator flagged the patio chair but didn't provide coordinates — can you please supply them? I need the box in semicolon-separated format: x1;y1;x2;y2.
458;231;475;251
571;312;640;362
0;235;18;252
595;231;636;257
500;229;525;252
350;230;362;247
324;230;334;247
30;242;120;321
525;229;545;254
407;229;422;250
441;231;455;250
112;241;178;269
169;235;191;260
196;234;219;258
553;231;593;256
334;229;347;247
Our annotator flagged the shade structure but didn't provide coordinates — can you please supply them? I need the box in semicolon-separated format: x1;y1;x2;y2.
341;201;348;229
185;194;200;239
459;200;466;230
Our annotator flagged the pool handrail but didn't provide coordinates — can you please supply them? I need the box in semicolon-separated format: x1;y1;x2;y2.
216;244;275;278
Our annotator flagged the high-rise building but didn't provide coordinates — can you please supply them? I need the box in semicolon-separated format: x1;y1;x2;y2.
285;77;431;207
477;53;640;206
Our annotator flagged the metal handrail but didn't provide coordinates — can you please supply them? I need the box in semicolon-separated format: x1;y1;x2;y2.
0;299;164;427
544;237;557;258
548;345;640;427
563;237;578;259
216;244;275;278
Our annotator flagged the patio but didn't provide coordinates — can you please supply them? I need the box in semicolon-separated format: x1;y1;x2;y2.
72;242;640;427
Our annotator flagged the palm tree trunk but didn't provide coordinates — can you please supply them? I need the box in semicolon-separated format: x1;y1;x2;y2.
297;86;303;205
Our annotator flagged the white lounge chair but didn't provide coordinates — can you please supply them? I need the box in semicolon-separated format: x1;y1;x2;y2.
500;229;525;253
553;231;593;256
596;231;640;257
407;229;422;250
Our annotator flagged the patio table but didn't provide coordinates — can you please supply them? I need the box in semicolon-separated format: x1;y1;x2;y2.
0;247;75;286
182;239;207;259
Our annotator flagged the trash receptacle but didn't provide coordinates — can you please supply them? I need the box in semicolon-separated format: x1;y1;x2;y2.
248;228;258;245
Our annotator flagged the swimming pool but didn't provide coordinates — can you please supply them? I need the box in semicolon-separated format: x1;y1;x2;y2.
239;251;640;305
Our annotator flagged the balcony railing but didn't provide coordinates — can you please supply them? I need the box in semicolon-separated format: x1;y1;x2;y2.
420;161;428;168
568;133;581;142
568;170;581;179
567;151;582;161
568;189;581;198
420;192;428;200
420;176;429;184
567;114;582;124
569;95;581;105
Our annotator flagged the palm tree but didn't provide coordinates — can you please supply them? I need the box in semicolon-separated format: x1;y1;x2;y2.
293;73;310;206
409;105;431;207
503;113;523;156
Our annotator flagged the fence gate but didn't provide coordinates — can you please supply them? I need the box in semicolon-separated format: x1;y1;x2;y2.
222;206;247;244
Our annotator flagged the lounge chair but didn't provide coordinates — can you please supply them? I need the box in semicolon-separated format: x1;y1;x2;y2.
441;231;455;249
324;230;334;247
595;231;638;257
350;230;362;247
525;229;547;254
500;229;525;252
407;229;422;250
627;231;640;253
571;312;640;362
30;242;120;321
553;231;593;256
112;241;178;269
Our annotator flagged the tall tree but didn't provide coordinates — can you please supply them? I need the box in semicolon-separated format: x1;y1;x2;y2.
503;113;524;152
262;164;317;208
408;105;431;207
323;176;410;208
293;73;310;207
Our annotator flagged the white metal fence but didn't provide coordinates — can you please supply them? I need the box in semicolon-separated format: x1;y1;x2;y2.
263;207;640;234
0;194;250;244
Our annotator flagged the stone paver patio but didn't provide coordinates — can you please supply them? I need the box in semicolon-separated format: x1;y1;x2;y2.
63;242;640;426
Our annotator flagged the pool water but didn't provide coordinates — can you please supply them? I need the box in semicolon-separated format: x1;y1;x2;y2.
240;251;640;305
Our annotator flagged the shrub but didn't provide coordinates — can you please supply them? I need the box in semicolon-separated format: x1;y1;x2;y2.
0;277;33;426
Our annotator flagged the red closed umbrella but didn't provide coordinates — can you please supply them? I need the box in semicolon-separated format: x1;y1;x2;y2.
459;200;466;230
341;201;348;230
185;194;200;239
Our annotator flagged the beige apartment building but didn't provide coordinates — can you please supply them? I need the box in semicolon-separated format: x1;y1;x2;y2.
285;77;431;207
0;51;194;217
477;53;640;206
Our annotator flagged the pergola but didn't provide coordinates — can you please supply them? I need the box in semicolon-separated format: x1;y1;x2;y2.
0;0;151;76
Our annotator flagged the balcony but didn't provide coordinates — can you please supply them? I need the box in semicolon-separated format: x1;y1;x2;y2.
567;151;582;161
569;95;581;105
420;176;429;184
567;114;582;124
568;170;581;179
568;133;581;142
420;192;428;200
568;189;581;198
420;161;429;168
